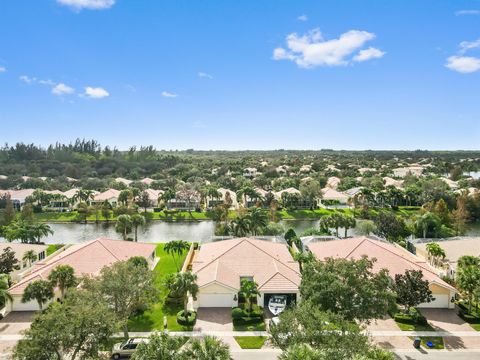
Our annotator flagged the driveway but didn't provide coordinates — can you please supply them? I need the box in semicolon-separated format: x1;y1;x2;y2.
420;308;480;349
0;312;34;335
367;316;413;349
194;308;233;332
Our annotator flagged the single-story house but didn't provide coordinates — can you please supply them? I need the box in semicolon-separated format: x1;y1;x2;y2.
7;238;156;312
141;177;155;186
207;188;238;209
383;177;404;189
91;189;121;207
0;189;36;210
320;187;350;206
191;238;301;309
392;166;424;178
0;243;48;282
144;189;163;206
326;176;341;189
307;236;456;309
412;237;480;278
115;177;132;186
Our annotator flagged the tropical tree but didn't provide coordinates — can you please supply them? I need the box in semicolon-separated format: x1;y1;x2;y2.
73;189;94;203
76;202;92;224
457;264;480;313
246;207;268;235
394;270;434;313
131;214;146;242
118;189;133;206
131;332;186;360
48;264;77;300
101;201;112;222
184;336;232;360
22;250;37;268
293;251;314;273
341;215;356;238
356;220;377;236
31;223;54;244
164;240;190;271
0;274;12;309
116;214;133;240
137;191;153;212
22;280;54;311
166;272;199;324
231;216;251;237
239;279;259;313
425;243;446;267
0;246;20;274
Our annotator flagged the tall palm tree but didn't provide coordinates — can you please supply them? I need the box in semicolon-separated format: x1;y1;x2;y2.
116;214;133;240
231;216;251;237
184;336;232;360
0;274;13;310
425;243;446;267
48;264;77;300
21;280;54;311
166;271;199;324
131;214;146;242
246;207;268;235
164;240;190;271
341;216;356;238
22;250;37;267
73;189;94;204
131;332;186;360
31;223;54;244
239;278;259;313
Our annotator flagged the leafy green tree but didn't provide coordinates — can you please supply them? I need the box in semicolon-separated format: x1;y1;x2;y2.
20;203;34;222
394;270;434;313
0;246;20;274
2;195;15;226
101;201;112;222
164;240;190;271
293;251;314;272
184;336;232;360
239;279;260;313
284;228;297;246
246;207;268;235
48;264;77;300
300;257;396;323
0;274;13;309
31;223;54;243
131;214;146;242
166;271;199;324
137;190;153;212
356;220;377;236
131;332;186;360
83;260;156;338
373;212;410;242
13;290;116;360
116;214;133;240
231;215;251;237
452;195;469;236
341;215;356;238
22;280;54;311
457;264;480;312
76;202;92;224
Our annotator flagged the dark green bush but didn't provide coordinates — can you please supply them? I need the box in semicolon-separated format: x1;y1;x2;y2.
176;310;197;325
232;307;244;320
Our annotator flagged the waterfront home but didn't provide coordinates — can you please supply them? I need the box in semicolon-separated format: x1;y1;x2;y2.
0;243;48;282
91;189;121;207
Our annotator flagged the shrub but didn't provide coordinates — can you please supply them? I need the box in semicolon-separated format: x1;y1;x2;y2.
176;310;197;326
232;307;244;320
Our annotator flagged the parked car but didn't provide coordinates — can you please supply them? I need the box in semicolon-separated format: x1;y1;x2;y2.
111;338;148;359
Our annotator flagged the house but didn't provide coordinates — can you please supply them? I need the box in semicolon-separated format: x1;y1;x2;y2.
326;176;341;189
7;238;157;312
115;177;132;186
307;237;456;309
141;178;155;186
191;238;301;309
299;165;312;173
144;189;163;206
243;167;258;178
383;177;404;189
167;190;201;211
0;244;48;282
440;177;459;190
91;189;121;207
412;237;480;278
358;167;376;175
0;189;35;210
244;188;269;208
343;187;363;197
320;187;350;207
392;166;424;178
207;188;238;209
276;165;289;175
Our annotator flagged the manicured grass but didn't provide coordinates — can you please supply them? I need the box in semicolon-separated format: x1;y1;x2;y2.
46;244;63;256
128;243;191;331
233;318;266;331
234;336;268;349
470;323;480;331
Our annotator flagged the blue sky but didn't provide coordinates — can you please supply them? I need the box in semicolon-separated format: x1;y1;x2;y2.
0;0;479;150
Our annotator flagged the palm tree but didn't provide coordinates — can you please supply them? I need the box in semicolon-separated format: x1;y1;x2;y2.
116;214;133;240
239;278;259;314
73;189;94;204
31;223;54;244
184;336;232;360
131;332;186;360
279;344;321;360
164;240;190;271
131;214;146;242
21;280;54;311
22;250;37;267
425;243;446;267
247;207;268;235
231;216;251;237
48;264;77;300
166;272;199;324
293;251;314;273
457;265;480;313
341;215;356;238
0;274;13;310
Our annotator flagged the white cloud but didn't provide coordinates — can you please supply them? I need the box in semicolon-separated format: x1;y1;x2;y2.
84;86;110;98
353;47;386;62
459;38;480;53
272;28;383;68
297;15;308;21
57;0;115;10
161;91;178;98
198;72;213;79
445;56;480;73
0;66;6;73
455;10;480;16
19;75;36;83
52;83;75;95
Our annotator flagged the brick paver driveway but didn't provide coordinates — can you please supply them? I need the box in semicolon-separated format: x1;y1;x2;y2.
0;312;34;335
420;308;480;349
194;308;233;332
367;316;412;349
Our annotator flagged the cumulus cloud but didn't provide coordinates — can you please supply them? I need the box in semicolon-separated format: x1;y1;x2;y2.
353;47;385;62
198;72;213;79
52;83;75;95
0;66;6;73
297;15;308;21
272;28;383;68
84;86;110;98
57;0;115;10
459;38;480;53
161;91;178;98
445;56;480;73
455;10;480;16
19;75;36;83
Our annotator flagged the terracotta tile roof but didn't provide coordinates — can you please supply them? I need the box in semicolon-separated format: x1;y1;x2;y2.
93;189;121;202
9;238;156;295
192;238;301;293
307;237;455;291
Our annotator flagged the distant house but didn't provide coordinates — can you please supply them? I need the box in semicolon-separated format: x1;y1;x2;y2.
0;244;48;282
91;189;121;207
383;177;404;189
144;189;163;207
115;177;132;186
343;186;363;197
244;188;268;208
326;176;341;189
0;189;36;210
141;178;155;186
243;167;258;178
358;167;376;175
299;164;312;173
440;177;459;190
167;191;201;211
320;187;350;207
307;237;456;309
207;188;238;209
191;238;301;309
392;166;424;178
7;238;157;312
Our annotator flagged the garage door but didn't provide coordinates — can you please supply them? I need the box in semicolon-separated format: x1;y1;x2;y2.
418;294;449;308
198;294;233;308
11;297;40;311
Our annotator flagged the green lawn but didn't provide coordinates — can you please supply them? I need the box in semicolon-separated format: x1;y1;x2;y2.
408;336;444;350
394;310;444;349
470;323;480;331
233;318;266;331
234;336;268;349
128;243;191;331
46;244;63;256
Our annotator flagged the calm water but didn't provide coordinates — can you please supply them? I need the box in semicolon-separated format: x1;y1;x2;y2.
0;220;478;245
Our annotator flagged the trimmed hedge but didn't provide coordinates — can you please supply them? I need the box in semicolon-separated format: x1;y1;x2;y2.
394;308;428;326
176;310;197;326
232;304;263;319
